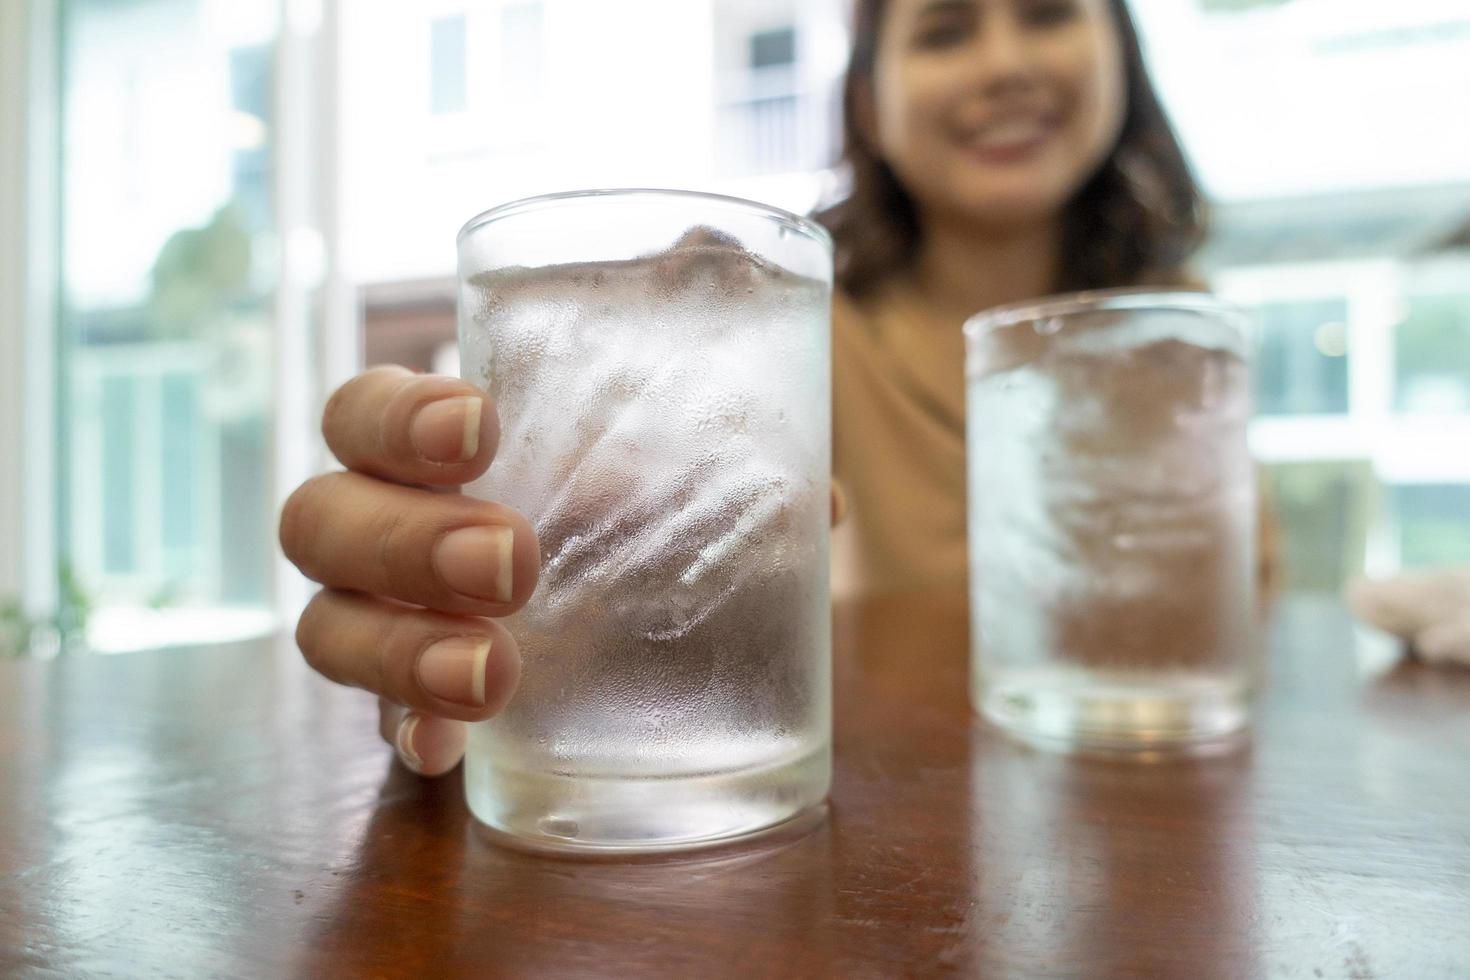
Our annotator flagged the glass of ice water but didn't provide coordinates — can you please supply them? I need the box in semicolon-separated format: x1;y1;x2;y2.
963;290;1257;753
456;190;833;853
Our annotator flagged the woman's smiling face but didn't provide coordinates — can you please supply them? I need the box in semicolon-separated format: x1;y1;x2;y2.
867;0;1128;230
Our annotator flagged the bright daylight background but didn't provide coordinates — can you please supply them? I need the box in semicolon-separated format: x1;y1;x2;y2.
2;0;1468;654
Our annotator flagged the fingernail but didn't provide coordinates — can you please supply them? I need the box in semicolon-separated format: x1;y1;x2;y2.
434;526;515;602
410;396;481;463
395;714;425;772
417;637;493;707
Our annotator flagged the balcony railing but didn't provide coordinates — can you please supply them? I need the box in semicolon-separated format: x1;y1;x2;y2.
715;87;834;178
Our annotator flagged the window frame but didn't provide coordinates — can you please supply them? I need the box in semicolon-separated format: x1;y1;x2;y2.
1218;254;1470;575
2;0;348;651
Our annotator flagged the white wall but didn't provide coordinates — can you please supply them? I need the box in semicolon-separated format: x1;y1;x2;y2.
338;0;849;287
1130;0;1470;201
0;0;57;616
0;0;23;601
341;0;724;284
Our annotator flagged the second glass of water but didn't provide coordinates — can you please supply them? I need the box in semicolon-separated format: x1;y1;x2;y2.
964;291;1257;752
456;189;833;853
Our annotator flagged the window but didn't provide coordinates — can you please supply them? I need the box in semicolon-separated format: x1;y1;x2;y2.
56;0;284;650
1253;299;1351;416
229;45;272;231
1264;461;1377;593
430;15;467;115
1222;259;1470;587
750;27;796;70
1394;484;1470;567
1396;292;1470;413
502;4;545;104
714;18;817;178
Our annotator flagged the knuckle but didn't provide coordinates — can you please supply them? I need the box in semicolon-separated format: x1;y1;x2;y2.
373;502;428;601
279;476;332;580
378;613;427;698
295;591;333;678
323;368;409;459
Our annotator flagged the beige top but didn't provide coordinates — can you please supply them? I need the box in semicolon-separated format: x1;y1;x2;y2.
831;285;970;599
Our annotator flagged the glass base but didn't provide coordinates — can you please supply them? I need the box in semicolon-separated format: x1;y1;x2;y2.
975;670;1251;756
465;744;830;856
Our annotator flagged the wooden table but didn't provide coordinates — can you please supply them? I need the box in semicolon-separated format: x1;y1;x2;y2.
2;593;1468;978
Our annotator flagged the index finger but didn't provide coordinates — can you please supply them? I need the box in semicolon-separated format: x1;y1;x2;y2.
322;365;499;487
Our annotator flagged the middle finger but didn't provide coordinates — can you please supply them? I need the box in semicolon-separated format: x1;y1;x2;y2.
280;470;540;616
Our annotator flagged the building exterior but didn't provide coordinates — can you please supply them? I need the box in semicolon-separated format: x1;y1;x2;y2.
338;0;850;287
1135;0;1470;584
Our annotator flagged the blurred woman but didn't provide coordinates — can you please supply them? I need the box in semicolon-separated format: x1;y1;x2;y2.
818;0;1207;595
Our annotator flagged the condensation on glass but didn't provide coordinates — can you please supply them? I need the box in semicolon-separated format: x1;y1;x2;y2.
964;291;1259;753
457;189;833;853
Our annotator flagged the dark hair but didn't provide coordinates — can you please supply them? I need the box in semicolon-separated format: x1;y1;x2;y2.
815;0;1208;297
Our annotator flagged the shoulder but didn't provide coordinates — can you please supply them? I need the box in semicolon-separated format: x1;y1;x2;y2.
832;285;887;336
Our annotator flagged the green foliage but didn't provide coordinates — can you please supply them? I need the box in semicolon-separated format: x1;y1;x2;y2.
56;562;93;643
0;597;30;659
0;562;95;658
147;204;254;338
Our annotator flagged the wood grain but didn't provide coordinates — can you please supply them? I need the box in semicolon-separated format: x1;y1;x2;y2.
2;593;1468;979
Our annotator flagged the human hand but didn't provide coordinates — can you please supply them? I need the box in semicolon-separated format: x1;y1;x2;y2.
282;366;847;776
1346;567;1470;667
279;366;541;775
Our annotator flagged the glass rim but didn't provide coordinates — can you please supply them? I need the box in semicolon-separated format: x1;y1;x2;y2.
456;187;835;252
962;287;1249;337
